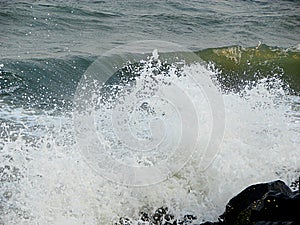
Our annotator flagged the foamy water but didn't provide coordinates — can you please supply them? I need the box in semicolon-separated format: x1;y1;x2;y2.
1;58;299;224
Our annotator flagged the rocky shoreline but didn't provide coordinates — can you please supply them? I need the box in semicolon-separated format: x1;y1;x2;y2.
117;179;300;225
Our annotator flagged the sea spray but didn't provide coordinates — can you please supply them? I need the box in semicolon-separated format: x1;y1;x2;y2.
1;56;299;224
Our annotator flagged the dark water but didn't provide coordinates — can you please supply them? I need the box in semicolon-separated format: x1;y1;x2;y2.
1;0;300;59
0;0;300;224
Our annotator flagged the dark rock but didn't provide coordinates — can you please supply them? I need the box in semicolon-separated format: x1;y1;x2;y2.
164;213;174;221
152;206;168;223
139;211;149;222
253;222;296;225
218;180;300;225
290;176;300;191
118;217;132;225
183;214;197;221
117;180;299;225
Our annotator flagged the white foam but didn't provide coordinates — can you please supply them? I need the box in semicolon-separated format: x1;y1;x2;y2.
1;63;299;224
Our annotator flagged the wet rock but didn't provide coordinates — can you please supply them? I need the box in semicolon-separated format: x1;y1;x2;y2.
253;222;296;225
118;217;132;225
139;211;150;222
117;180;299;225
117;207;197;225
152;206;168;224
216;180;300;225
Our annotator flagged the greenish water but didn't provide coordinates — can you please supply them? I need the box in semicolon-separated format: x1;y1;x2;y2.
197;45;300;93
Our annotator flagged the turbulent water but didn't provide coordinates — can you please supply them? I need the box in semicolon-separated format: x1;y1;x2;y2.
1;0;300;224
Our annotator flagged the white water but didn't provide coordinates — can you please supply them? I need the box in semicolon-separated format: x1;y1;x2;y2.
0;62;299;224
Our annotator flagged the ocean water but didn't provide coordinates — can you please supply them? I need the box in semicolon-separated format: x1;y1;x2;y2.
1;0;300;224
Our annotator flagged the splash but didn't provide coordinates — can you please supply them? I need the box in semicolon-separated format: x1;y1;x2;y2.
73;41;225;187
1;52;299;224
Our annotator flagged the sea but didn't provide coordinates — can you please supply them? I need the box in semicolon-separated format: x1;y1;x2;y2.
0;0;299;224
